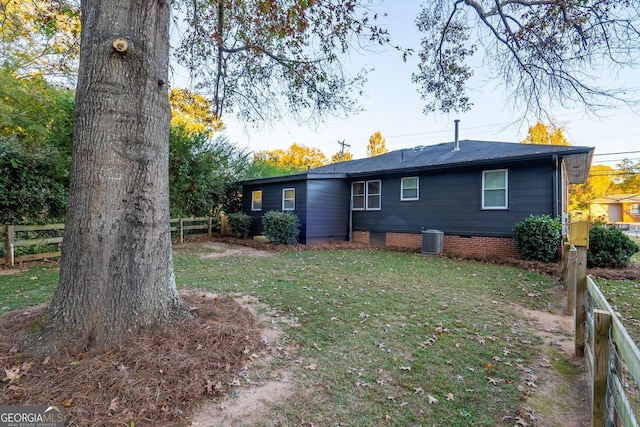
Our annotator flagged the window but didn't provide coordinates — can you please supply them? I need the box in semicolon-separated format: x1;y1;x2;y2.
632;204;640;215
401;177;419;201
251;190;262;211
282;188;295;210
351;182;365;210
482;169;508;209
352;180;381;210
367;180;381;210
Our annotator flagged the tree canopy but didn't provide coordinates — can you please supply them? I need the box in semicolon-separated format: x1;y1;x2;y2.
413;1;640;117
169;127;251;217
168;88;225;136
0;0;80;77
521;121;570;146
0;68;74;223
254;143;328;173
172;0;391;125
367;131;387;157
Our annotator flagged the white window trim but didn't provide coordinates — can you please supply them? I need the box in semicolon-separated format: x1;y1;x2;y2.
401;176;419;201
351;180;382;210
482;169;508;210
632;203;640;215
251;190;262;211
367;180;382;210
282;188;295;211
351;181;365;211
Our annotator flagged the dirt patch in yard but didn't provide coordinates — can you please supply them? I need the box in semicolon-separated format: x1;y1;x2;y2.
199;241;273;259
515;286;590;427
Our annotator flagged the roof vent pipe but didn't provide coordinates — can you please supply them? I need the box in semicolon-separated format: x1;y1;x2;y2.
453;119;460;151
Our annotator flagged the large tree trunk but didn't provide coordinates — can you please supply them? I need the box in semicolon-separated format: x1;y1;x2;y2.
21;0;185;355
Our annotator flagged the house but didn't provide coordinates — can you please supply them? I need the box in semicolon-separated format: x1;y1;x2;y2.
589;194;640;227
238;139;594;257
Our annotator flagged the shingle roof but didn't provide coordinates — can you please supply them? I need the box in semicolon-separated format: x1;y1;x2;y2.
239;140;594;185
310;140;593;175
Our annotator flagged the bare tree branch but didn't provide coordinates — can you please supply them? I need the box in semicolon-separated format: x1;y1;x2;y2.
414;0;640;118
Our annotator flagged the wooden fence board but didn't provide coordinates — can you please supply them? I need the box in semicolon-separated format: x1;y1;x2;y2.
15;252;62;263
588;278;640;385
14;237;64;247
14;224;64;231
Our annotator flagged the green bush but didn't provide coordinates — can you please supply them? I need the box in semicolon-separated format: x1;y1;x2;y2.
587;224;639;268
262;211;300;245
512;215;562;262
227;212;251;238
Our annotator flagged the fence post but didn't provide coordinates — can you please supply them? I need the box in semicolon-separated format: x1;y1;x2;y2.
208;217;212;238
566;245;577;315
575;246;587;357
592;309;612;427
5;225;15;266
179;218;184;243
220;214;229;236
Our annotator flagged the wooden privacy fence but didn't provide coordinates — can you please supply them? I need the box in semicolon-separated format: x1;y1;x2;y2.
568;244;640;427
1;216;226;266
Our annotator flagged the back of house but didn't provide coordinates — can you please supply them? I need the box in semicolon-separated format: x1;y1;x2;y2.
239;139;594;257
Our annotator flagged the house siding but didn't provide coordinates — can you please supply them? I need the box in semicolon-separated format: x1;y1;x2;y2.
242;179;308;242
305;179;350;243
351;159;556;238
238;142;592;255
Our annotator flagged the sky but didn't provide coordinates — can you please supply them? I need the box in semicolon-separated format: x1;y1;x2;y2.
171;2;640;168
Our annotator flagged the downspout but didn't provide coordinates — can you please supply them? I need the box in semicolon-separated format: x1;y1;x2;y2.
552;155;559;219
349;192;353;242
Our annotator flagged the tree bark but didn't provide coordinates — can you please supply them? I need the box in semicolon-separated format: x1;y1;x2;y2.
21;0;185;355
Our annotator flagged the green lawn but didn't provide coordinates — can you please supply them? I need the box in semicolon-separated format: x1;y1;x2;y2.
1;245;572;425
175;245;558;425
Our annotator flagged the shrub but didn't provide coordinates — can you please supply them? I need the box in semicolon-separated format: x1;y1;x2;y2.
262;210;300;245
587;224;639;268
227;212;252;238
512;214;562;262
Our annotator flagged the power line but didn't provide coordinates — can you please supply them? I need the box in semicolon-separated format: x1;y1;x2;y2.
593;150;640;157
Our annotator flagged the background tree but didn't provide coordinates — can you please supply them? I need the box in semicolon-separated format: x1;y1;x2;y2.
169;127;251;217
569;164;614;213
243;158;299;179
172;0;390;124
330;139;354;163
521;122;570;146
611;159;640;194
330;150;353;163
367;131;388;157
0;68;74;224
0;0;80;77
254;143;328;173
168;88;224;136
413;1;640;117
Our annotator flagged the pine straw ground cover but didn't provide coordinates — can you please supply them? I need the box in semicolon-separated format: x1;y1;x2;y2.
0;292;264;426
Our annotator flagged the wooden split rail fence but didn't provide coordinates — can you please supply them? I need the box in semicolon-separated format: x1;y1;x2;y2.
1;216;227;266
566;220;640;426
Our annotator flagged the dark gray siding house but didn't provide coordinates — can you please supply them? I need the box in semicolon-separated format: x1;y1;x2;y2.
238;139;594;255
241;174;350;244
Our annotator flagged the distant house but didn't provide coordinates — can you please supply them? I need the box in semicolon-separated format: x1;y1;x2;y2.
238;139;594;257
589;194;640;226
